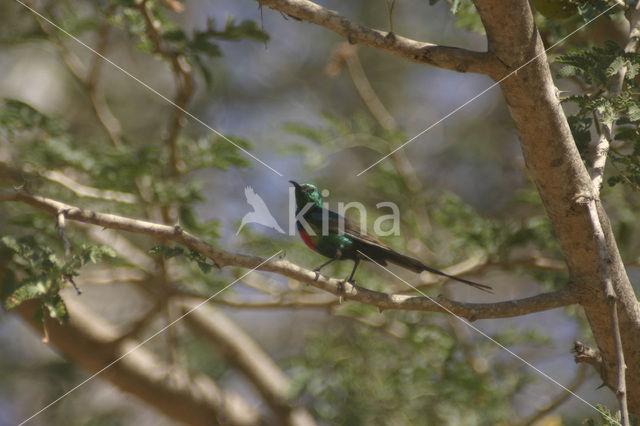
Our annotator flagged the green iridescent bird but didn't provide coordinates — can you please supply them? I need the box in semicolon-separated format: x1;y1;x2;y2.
290;181;493;293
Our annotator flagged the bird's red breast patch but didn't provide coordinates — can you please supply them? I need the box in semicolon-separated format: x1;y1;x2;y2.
298;225;316;250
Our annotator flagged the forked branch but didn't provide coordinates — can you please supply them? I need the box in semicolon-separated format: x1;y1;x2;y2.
257;0;507;78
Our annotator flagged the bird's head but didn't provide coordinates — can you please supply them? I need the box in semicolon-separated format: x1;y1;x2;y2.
289;180;322;209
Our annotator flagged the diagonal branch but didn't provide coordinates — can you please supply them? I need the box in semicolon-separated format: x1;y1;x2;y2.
257;0;507;78
0;189;578;320
10;294;261;426
33;12;124;149
580;194;630;426
180;302;317;426
517;365;589;426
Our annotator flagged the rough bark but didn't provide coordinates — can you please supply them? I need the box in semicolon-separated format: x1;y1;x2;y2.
474;0;640;414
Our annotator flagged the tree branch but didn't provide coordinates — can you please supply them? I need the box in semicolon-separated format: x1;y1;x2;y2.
137;0;193;176
33;11;124;149
573;340;605;378
257;0;507;78
10;294;261;426
580;194;630;425
0;189;578;319
517;365;588;426
180;301;317;426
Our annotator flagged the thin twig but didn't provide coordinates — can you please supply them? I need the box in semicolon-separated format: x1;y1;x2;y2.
517;365;589;426
137;0;194;176
33;11;124;149
41;169;137;203
579;194;630;426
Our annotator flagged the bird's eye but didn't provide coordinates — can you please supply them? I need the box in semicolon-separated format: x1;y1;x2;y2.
303;186;313;193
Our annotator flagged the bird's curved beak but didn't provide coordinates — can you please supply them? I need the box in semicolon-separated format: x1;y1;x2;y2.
289;180;301;189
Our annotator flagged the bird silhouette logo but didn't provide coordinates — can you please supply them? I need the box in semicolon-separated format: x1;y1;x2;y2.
236;186;285;235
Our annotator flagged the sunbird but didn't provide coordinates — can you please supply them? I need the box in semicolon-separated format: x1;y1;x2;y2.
290;181;493;293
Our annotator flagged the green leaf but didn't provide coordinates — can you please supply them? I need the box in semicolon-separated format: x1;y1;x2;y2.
606;55;626;77
45;295;69;323
567;114;592;159
187;249;216;274
149;245;215;273
150;245;185;258
201;17;269;42
5;278;47;310
162;28;187;42
628;104;640;122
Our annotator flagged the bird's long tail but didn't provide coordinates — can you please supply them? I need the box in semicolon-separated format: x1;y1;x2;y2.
382;249;493;293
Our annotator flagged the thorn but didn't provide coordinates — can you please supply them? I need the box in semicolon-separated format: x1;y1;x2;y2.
596;382;607;390
67;275;82;295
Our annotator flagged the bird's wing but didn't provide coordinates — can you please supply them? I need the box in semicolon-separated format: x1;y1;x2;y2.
317;208;391;249
305;208;494;293
245;186;272;213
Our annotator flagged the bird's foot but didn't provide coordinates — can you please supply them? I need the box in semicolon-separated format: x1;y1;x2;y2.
313;271;321;281
337;278;355;293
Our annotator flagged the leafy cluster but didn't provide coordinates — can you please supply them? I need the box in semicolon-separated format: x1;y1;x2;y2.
149;245;216;274
1;236;115;324
288;314;537;425
557;40;640;189
0;0;263;333
108;2;268;87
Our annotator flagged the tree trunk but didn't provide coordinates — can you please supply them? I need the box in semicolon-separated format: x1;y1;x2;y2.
474;0;640;414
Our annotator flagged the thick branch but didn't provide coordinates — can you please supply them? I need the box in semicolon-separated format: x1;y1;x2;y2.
0;189;578;319
180;302;317;426
258;0;506;77
11;294;260;426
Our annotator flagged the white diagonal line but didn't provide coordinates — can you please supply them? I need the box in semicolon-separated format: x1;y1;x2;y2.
356;250;620;426
18;250;283;426
13;0;283;177
357;2;621;176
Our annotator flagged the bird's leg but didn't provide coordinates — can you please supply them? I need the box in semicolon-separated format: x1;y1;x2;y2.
313;258;336;281
344;258;360;285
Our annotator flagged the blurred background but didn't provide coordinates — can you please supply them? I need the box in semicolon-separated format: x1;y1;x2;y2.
0;0;637;425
